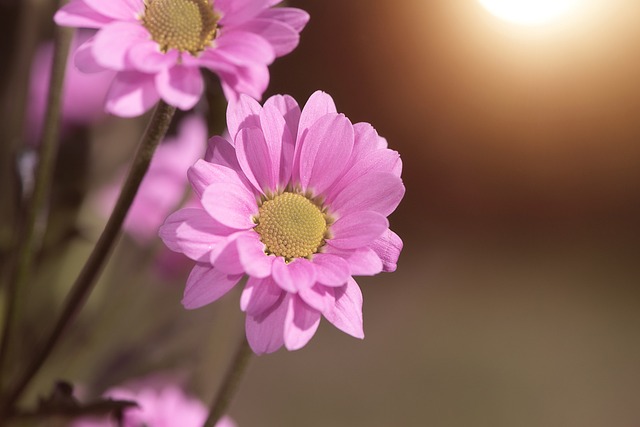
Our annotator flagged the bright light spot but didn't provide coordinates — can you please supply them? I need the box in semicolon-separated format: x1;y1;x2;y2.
478;0;581;25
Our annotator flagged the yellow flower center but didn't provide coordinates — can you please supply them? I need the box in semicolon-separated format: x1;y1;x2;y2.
254;192;329;260
141;0;220;55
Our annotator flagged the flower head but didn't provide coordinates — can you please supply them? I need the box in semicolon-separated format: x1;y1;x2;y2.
160;91;405;354
73;380;235;427
54;0;309;117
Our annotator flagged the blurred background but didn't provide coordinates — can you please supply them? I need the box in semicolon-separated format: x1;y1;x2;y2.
1;0;640;426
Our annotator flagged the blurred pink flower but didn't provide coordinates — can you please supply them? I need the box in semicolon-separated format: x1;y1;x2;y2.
160;91;405;354
54;0;309;117
27;30;115;144
97;115;206;244
73;382;235;427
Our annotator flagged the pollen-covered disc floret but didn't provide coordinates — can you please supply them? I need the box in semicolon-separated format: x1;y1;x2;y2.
255;192;328;259
142;0;219;54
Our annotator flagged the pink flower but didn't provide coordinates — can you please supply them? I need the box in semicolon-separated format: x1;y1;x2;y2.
73;381;235;427
97;115;206;244
27;30;115;144
159;91;405;354
53;0;309;117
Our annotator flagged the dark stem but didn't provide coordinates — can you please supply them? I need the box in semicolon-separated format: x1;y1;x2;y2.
0;0;45;263
202;336;253;427
0;100;176;420
0;22;74;390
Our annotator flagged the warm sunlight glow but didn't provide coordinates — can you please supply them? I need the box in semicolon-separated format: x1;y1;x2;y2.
478;0;581;25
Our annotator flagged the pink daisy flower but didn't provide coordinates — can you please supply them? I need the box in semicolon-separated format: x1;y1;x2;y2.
96;115;206;244
54;0;309;117
159;91;405;354
73;381;235;427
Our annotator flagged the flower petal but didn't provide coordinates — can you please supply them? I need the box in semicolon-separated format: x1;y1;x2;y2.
241;276;283;316
311;253;351;287
263;95;299;183
105;71;160;117
188;159;249;199
272;257;316;293
236;234;274;278
298;284;333;312
330;172;405;217
258;7;310;33
93;21;148;70
182;263;242;309
83;0;142;21
236;18;300;56
296;90;337;143
155;65;204;110
227;94;262;140
201;183;257;230
74;37;108;73
263;94;300;137
293;91;337;180
326;148;402;202
329;211;388;249
217;61;270;101
216;0;270;26
205;136;240;169
245;293;288;355
370;229;403;272
260;101;294;186
211;238;245;275
159;207;231;262
128;41;178;73
327;246;383;276
284;296;321;351
324;278;364;339
54;0;113;28
351;122;386;162
235;127;274;194
298;113;354;194
213;31;275;66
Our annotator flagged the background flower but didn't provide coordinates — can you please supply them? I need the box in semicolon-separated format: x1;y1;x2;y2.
96;114;206;244
26;30;115;144
53;0;309;117
73;379;236;427
160;91;404;354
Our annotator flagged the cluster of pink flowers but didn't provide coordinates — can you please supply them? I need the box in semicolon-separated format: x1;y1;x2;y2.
44;0;405;423
160;91;404;354
54;0;309;117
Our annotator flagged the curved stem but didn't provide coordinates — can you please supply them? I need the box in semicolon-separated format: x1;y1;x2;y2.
0;100;176;419
203;336;253;427
0;23;74;390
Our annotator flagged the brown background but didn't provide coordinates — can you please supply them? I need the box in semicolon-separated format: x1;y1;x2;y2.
254;1;640;426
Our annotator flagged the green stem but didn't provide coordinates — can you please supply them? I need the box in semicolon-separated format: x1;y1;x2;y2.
0;22;74;390
0;100;176;420
203;336;253;427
